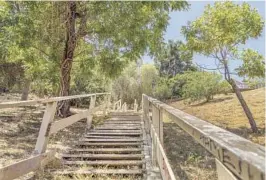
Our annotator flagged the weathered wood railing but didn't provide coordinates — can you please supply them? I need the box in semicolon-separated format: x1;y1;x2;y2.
113;99;122;111
112;99;138;112
0;93;110;180
142;94;265;180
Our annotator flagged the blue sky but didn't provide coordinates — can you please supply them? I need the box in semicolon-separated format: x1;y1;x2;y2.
142;1;265;80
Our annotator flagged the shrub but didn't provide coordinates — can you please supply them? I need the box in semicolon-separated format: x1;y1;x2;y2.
154;78;172;100
181;71;222;103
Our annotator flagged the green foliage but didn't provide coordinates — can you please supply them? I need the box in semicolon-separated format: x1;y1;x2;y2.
236;49;265;79
218;80;232;95
244;78;265;89
180;71;222;103
0;1;189;97
154;77;172;100
141;64;159;96
112;63;142;105
182;1;264;80
182;2;264;55
155;40;196;77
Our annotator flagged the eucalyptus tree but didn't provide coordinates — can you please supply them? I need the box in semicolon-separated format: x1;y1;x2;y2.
56;1;189;116
2;1;189;116
182;2;264;132
155;40;195;77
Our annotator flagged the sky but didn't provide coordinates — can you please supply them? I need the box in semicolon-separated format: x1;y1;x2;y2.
142;1;265;80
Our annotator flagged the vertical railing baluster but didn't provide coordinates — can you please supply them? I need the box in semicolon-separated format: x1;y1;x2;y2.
34;101;57;154
87;95;96;129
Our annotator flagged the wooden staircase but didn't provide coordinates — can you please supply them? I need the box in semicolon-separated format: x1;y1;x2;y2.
55;113;146;179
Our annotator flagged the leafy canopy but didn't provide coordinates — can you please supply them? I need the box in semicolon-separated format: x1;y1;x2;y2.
182;1;264;80
154;40;196;77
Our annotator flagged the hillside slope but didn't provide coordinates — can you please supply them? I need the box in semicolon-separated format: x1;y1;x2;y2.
168;88;265;145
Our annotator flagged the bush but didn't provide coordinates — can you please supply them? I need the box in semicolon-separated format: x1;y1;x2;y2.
218;80;232;95
154;78;172;100
180;71;222;103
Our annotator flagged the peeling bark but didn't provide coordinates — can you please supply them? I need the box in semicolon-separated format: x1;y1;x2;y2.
57;2;77;117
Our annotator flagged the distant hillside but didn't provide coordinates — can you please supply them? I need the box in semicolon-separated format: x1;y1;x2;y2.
167;88;265;145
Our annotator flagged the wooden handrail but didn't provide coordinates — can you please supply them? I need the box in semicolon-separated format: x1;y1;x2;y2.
142;94;265;180
0;151;55;180
0;93;110;109
113;99;122;111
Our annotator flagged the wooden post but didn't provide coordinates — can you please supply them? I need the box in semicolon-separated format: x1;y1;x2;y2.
159;108;163;146
215;159;237;180
87;95;96;129
34;102;57;154
107;94;111;113
142;95;149;133
152;105;160;138
119;100;122;111
151;127;157;167
103;95;108;116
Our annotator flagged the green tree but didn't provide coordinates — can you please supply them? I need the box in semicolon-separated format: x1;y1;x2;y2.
2;1;189;116
112;62;142;105
179;71;222;103
236;49;265;79
182;2;264;132
154;77;173;100
141;64;159;96
155;40;196;77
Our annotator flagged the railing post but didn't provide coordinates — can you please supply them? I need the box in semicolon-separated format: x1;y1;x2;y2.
152;104;160;139
215;159;237;180
151;127;157;167
119;100;122;111
159;108;163;146
103;95;108;116
142;94;149;133
134;99;138;112
34;102;57;154
87;95;96;129
107;94;111;113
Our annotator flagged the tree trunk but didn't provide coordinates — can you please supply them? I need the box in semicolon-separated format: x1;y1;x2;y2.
57;2;77;117
229;79;258;133
223;60;258;133
21;79;30;101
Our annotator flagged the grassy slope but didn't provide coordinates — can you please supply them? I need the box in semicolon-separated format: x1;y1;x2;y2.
167;88;265;145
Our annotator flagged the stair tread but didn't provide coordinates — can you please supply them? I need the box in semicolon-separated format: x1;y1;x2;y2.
86;132;141;136
69;148;142;152
104;121;141;124
95;127;141;130
63;160;145;165
84;135;138;139
77;142;142;146
80;138;142;142
54;169;143;175
89;130;142;133
62;153;144;160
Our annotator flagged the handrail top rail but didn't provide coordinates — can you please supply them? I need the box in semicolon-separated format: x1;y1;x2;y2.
143;94;265;179
0;92;110;109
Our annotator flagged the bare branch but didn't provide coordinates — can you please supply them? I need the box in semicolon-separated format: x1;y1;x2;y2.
195;62;223;71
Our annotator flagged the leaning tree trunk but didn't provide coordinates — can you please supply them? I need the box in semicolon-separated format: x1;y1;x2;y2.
229;79;258;133
57;2;77;117
223;61;258;133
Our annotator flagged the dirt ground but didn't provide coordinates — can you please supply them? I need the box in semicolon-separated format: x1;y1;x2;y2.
163;121;217;180
0;93;108;179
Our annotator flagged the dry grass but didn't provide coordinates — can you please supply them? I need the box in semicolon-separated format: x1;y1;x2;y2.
162;88;264;180
163;115;217;180
0;93;111;179
167;88;265;145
